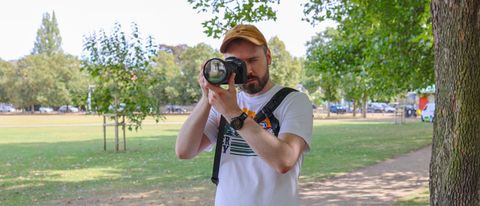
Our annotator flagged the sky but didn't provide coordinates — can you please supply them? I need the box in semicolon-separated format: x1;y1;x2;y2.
0;0;335;61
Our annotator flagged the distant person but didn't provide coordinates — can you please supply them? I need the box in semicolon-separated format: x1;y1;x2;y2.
175;24;313;206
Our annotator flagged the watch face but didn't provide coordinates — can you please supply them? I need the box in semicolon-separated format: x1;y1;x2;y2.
231;119;242;130
231;112;247;130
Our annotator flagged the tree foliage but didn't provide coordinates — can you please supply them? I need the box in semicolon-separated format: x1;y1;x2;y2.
302;0;434;117
0;59;15;103
3;54;85;110
268;36;303;87
304;29;342;114
176;43;222;104
150;43;221;106
188;0;280;38
150;51;182;105
32;11;63;55
82;23;161;129
304;0;434;95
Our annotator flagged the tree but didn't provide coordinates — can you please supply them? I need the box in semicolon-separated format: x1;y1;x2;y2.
429;0;480;205
0;59;15;103
176;43;222;104
6;55;52;110
151;51;182;105
151;43;221;105
32;11;62;55
268;36;303;87
82;23;161;130
3;54;84;111
306;0;433;93
305;27;369;117
304;33;341;117
47;54;88;108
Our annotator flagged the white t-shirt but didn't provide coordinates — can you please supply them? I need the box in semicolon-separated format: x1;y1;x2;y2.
204;85;313;206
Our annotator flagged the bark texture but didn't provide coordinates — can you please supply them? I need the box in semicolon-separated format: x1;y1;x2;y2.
430;0;480;205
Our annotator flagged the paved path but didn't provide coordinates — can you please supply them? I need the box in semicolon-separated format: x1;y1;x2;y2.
299;146;431;206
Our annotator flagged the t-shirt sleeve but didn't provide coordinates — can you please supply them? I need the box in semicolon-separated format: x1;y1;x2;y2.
277;92;313;151
204;108;220;151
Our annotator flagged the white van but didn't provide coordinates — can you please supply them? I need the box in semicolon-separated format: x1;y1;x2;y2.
421;103;435;122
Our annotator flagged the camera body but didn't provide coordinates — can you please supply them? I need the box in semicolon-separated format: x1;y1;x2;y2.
203;57;247;85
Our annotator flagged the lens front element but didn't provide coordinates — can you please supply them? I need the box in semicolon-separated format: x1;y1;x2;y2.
204;58;228;84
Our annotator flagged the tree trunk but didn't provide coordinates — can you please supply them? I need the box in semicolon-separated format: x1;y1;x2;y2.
353;99;357;117
327;101;331;117
362;92;367;118
430;1;480;205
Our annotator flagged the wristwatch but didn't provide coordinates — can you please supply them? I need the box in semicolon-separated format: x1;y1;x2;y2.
230;112;248;130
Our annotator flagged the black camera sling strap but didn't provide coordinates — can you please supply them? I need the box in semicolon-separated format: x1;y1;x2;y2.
211;116;227;185
211;87;297;185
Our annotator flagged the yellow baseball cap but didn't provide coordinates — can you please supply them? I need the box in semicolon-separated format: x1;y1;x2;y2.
220;24;267;53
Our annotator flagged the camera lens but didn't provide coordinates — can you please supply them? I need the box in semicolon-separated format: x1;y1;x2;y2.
204;58;228;84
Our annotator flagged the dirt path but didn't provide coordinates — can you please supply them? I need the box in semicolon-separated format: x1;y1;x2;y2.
299;145;431;206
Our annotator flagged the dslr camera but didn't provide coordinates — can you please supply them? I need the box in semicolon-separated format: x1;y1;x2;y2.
203;57;247;85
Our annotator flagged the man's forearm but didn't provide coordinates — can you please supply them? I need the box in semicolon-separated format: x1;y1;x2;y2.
175;97;211;159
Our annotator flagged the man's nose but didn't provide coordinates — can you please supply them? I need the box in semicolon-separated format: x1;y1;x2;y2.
246;64;253;75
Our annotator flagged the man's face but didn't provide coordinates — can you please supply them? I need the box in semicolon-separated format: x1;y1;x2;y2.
224;40;271;94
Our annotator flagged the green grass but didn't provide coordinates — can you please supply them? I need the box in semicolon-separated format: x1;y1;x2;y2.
0;115;433;205
394;187;430;206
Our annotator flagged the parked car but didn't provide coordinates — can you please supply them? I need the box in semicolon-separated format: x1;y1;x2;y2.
367;103;384;113
0;104;16;112
421;103;435;122
39;106;54;113
330;105;346;114
381;103;396;113
165;105;187;114
59;105;79;113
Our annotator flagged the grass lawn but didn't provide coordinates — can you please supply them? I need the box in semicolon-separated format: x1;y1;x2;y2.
0;115;433;205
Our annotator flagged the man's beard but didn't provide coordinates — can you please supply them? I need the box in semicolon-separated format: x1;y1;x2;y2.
240;69;269;94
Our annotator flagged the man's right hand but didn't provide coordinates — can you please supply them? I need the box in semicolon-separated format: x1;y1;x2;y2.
198;65;209;99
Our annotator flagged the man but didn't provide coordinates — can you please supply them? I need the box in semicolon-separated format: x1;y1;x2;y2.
176;24;313;206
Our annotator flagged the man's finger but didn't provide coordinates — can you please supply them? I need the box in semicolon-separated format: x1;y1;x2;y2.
205;81;224;93
228;73;236;92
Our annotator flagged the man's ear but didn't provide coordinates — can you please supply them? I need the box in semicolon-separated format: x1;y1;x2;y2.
266;47;272;66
